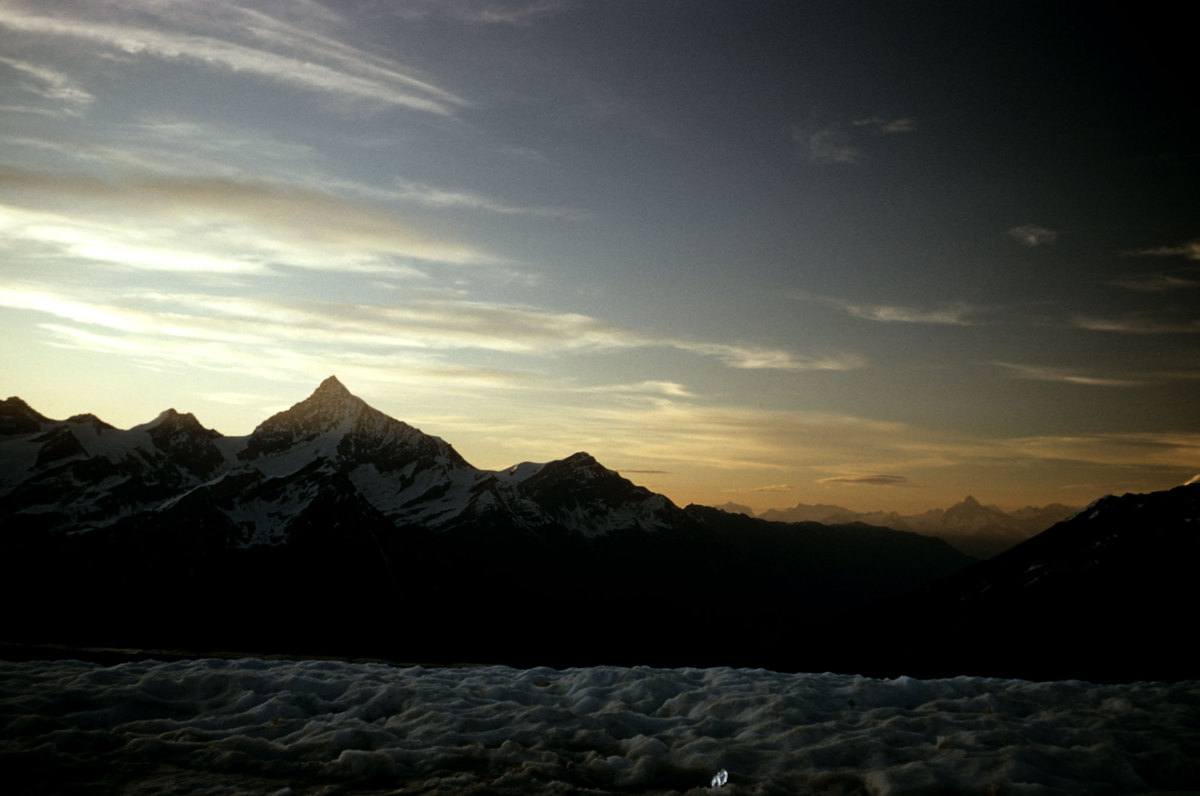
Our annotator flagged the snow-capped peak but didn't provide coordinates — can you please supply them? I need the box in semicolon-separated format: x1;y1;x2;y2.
243;376;372;454
313;374;353;401
275;375;367;431
135;408;211;434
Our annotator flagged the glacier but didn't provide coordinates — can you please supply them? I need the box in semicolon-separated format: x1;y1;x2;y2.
2;657;1197;794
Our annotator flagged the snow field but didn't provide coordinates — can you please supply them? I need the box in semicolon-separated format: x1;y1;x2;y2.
1;658;1197;794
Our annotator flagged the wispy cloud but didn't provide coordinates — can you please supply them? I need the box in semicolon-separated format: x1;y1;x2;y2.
0;2;467;115
792;125;859;164
842;302;979;325
1000;432;1200;470
0;168;492;272
1072;314;1200;335
793;115;915;164
671;341;865;371
392;178;584;219
852;117;916;133
802;294;982;325
1134;240;1200;260
816;474;911;487
0;55;93;111
992;361;1149;387
581;381;697;399
497;400;925;474
1108;271;1200;292
1007;224;1057;246
0;282;851;380
398;0;570;25
722;484;794;494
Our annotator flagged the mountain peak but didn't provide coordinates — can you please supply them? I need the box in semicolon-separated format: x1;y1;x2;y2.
0;396;49;435
313;375;351;399
247;377;368;445
140;407;216;437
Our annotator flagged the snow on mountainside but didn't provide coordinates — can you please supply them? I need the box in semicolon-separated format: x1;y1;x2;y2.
0;377;683;540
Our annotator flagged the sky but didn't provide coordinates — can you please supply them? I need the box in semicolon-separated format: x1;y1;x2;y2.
1;0;1196;514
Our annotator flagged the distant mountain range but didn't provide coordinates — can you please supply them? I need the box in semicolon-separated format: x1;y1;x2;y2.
718;497;1078;558
1;378;1195;681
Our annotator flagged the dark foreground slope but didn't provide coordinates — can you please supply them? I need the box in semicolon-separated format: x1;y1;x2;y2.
1;499;973;671
817;482;1200;682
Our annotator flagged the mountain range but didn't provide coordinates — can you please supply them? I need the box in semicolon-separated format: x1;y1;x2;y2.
719;497;1078;558
2;377;1195;681
0;376;683;540
0;377;970;668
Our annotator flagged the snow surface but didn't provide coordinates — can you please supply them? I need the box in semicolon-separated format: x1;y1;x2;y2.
3;658;1196;794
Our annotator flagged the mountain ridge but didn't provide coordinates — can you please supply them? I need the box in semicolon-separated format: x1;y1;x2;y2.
822;480;1200;681
0;376;678;539
757;495;1079;557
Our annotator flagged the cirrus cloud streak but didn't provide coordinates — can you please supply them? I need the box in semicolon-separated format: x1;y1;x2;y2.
0;1;467;115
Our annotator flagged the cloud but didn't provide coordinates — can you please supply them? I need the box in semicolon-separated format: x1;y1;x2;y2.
992;361;1149;387
816;474;911;487
1108;272;1200;292
793;115;915;164
392;179;584;219
0;282;848;381
723;484;794;494
1000;432;1200;470
0;2;467;115
1072;314;1200;335
0;168;492;272
432;0;570;25
842;302;978;325
1134;240;1200;260
852;117;916;133
0;55;94;110
1007;224;1057;246
801;294;981;325
582;381;697;399
792;125;859;165
673;341;865;371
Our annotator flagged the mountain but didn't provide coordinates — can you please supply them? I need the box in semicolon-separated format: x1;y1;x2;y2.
816;481;1200;682
0;376;674;540
0;378;973;670
760;495;1079;558
711;501;754;516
